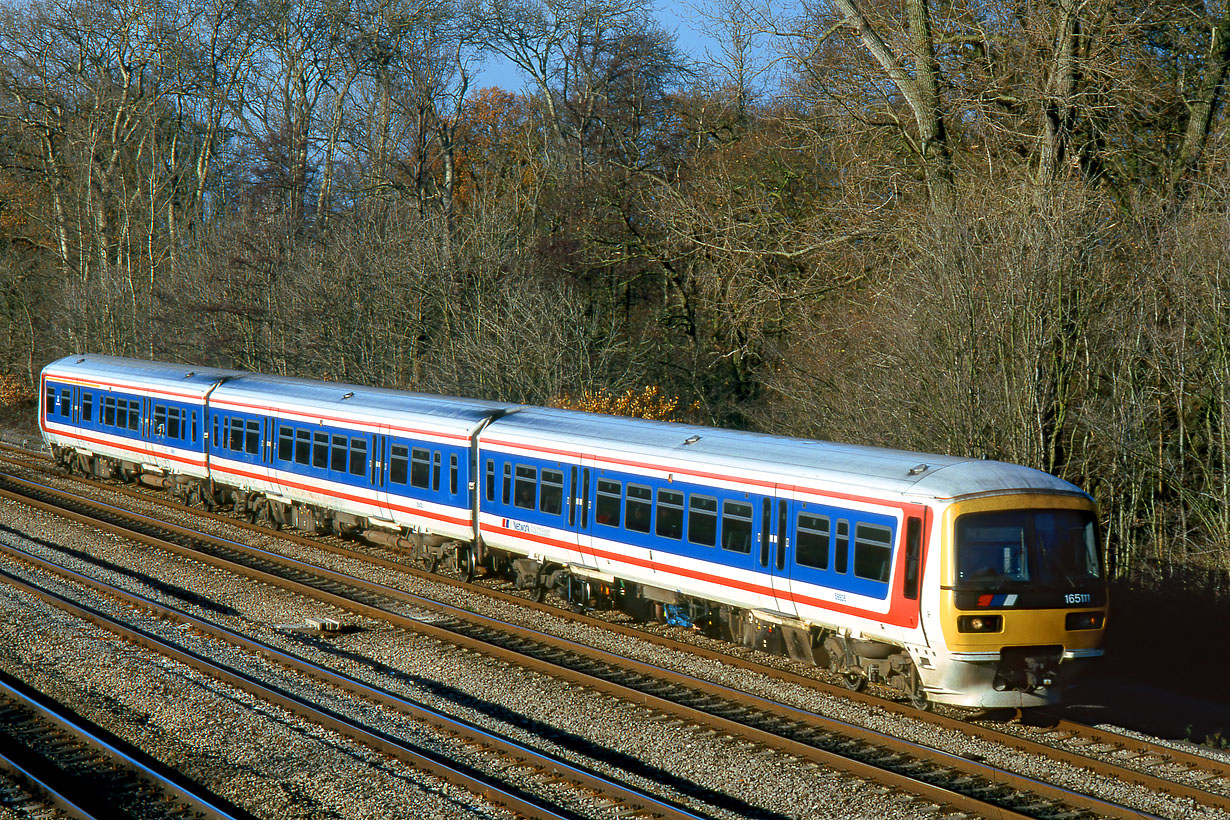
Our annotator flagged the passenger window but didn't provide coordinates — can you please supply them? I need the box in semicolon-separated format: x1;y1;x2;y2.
59;389;70;417
904;517;922;599
212;413;218;446
514;464;537;510
502;463;511;505
722;501;753;553
295;429;310;465
450;454;459;495
581;468;590;527
390;445;409;484
760;499;771;567
569;467;578;526
311;431;327;467
167;408;182;439
331;435;348;471
688;495;718;546
349;438;367;476
411;448;431;489
540;469;563;515
656;489;683;539
247;420;261;455
796;513;830;569
595;479;621;526
485;460;495;502
229;418;245;451
154;404;167;435
192;412;198;442
432;451;441;492
625;485;652;533
81;392;93;422
776;501;788;571
103;397;116;427
853;523;893;582
127;400;140;430
44;386;55;416
835;520;850;574
278;426;294;461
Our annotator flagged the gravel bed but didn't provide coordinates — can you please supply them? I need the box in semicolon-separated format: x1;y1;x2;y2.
175;511;1230;819
0;563;501;817
5;465;1230;820
0;497;928;820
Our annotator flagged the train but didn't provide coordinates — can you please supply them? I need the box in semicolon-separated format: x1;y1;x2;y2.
38;354;1107;709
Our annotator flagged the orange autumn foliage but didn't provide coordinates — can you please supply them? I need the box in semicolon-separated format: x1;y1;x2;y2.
551;385;700;423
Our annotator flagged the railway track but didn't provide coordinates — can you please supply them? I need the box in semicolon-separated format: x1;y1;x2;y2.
4;441;1227;804
0;543;726;820
0;666;251;820
0;464;1221;820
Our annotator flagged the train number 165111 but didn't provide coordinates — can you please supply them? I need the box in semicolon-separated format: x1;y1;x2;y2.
1064;593;1091;605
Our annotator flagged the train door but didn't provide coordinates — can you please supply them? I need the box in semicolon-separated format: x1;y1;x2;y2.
138;395;158;468
148;400;174;474
369;428;391;520
571;458;600;569
754;490;799;617
246;411;278;495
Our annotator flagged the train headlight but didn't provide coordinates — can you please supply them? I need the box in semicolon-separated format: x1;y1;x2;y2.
1065;611;1105;630
957;615;1003;633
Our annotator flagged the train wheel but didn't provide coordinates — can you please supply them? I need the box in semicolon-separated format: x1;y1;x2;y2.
254;501;280;531
840;672;867;692
458;546;477;582
906;669;931;711
531;565;550;602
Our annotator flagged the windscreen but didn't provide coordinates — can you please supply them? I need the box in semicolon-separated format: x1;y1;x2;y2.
955;509;1100;591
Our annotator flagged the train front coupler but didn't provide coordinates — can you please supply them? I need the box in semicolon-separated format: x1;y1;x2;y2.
992;646;1063;693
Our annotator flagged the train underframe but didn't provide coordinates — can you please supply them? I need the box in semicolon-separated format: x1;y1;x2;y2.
500;555;934;709
53;445;1077;710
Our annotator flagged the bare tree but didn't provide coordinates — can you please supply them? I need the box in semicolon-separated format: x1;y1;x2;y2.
780;0;954;207
475;0;683;171
1170;10;1230;200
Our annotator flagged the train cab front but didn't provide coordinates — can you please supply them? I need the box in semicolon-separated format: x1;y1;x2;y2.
929;495;1108;709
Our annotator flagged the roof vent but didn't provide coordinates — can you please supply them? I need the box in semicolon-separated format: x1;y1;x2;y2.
341;391;354;400
908;463;928;476
184;371;195;378
683;435;701;445
76;357;85;364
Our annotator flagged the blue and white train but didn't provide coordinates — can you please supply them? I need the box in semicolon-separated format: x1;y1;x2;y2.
39;354;1108;709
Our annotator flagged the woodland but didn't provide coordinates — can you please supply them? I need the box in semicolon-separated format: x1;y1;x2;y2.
0;0;1228;595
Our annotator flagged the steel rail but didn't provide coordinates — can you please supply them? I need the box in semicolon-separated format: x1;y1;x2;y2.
0;670;249;820
0;558;616;820
0;471;1183;820
7;442;1227;799
0;746;100;820
0;538;718;820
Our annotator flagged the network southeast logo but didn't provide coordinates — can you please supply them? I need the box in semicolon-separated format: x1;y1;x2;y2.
976;594;1018;607
501;518;552;538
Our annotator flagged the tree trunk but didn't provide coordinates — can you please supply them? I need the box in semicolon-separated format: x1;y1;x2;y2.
1037;0;1082;187
831;0;954;209
1170;15;1230;201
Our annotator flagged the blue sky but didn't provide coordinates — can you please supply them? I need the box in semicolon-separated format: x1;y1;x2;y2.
469;1;745;92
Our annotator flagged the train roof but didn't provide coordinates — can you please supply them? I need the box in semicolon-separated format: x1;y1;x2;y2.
209;372;514;435
485;407;1087;502
44;356;1086;501
42;354;247;399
